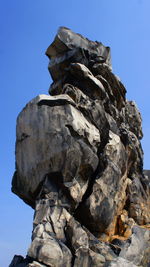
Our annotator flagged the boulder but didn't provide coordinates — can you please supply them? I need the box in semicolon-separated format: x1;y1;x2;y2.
12;94;100;208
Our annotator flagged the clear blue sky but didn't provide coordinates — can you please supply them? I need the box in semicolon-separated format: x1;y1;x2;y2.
1;0;150;266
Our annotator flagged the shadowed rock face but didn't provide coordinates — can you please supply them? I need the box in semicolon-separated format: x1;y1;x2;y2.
46;27;111;85
10;27;150;267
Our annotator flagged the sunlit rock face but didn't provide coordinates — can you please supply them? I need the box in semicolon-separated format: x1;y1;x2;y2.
10;27;150;267
12;94;100;208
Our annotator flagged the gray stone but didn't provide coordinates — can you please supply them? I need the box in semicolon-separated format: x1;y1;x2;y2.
12;94;100;208
10;28;150;267
69;63;106;99
125;100;143;139
28;237;72;267
75;130;128;236
143;169;150;190
119;226;150;265
46;27;111;83
107;257;138;267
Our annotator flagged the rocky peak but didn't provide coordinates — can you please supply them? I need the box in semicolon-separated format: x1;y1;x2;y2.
10;28;150;267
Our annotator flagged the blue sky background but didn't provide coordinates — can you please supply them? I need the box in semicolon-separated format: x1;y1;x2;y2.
1;0;150;266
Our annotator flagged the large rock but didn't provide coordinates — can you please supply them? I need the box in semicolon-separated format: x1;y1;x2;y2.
12;94;100;208
11;28;150;266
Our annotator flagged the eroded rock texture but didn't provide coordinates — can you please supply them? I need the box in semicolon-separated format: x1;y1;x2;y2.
10;27;150;267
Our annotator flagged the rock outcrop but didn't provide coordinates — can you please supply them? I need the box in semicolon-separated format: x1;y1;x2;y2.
10;27;150;267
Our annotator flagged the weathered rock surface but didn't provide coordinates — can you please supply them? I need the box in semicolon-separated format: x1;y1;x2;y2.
10;27;150;266
46;27;111;86
12;94;100;208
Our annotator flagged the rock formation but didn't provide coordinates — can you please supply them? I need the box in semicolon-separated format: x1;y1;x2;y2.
10;27;150;267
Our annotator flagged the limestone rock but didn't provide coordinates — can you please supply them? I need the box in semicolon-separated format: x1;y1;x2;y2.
28;198;117;267
46;27;111;84
108;226;150;267
119;226;150;265
75;130;128;237
12;94;100;208
10;28;150;267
